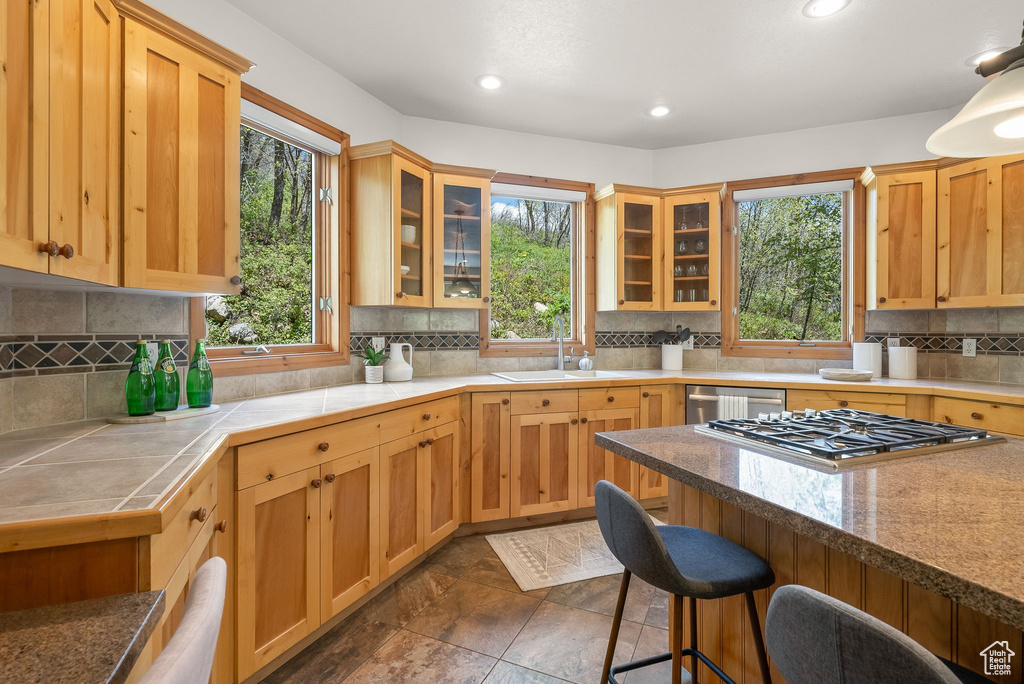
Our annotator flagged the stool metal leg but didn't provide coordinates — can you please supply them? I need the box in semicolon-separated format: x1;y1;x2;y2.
601;570;631;683
745;591;772;684
690;595;699;682
671;594;683;684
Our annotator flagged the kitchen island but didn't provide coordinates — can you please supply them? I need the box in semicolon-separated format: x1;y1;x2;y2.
595;424;1024;683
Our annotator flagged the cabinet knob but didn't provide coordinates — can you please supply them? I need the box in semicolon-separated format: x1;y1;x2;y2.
190;506;208;523
423;413;431;421
58;244;74;259
581;417;588;424
619;299;625;305
396;291;405;299
710;299;717;306
502;398;509;405
571;418;578;425
38;241;59;257
541;399;550;407
311;478;322;488
642;391;650;398
230;275;241;285
318;442;330;452
607;396;615;403
937;296;947;303
483;296;491;303
427;437;434;445
971;412;983;420
879;297;887;304
215;520;227;533
839;401;849;408
324;473;336;483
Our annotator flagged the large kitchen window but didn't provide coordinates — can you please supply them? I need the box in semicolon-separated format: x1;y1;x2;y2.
191;85;349;375
479;174;595;358
722;170;863;359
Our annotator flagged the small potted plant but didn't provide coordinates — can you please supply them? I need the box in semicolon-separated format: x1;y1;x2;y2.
360;344;387;384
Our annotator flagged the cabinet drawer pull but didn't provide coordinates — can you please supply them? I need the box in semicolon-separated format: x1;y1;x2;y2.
607;396;615;403
542;399;550;407
317;442;330;452
839;400;849;408
971;411;983;420
423;413;431;421
502;398;509;405
311;478;322;489
38;241;59;257
571;418;578;425
190;506;208;523
324;473;336;483
642;392;650;398
215;520;227;533
581;417;588;424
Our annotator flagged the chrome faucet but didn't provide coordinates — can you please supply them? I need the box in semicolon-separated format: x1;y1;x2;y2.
552;316;574;370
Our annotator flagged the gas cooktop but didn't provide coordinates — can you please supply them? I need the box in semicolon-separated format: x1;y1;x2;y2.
694;408;1006;468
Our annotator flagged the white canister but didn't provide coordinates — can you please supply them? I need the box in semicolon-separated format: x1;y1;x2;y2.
852;342;883;378
662;344;683;371
384;342;413;382
887;346;918;380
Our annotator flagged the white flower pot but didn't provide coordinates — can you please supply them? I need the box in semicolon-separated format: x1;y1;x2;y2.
365;365;384;384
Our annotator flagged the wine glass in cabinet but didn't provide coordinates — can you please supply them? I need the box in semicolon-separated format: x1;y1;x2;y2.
663;185;723;311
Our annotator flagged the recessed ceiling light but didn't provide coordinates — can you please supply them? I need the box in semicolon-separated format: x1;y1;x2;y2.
802;0;851;18
965;48;1012;67
647;105;671;117
475;74;505;90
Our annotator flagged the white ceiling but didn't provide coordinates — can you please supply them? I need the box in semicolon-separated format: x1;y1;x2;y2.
223;0;1021;149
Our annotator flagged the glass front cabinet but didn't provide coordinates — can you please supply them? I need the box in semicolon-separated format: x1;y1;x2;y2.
595;186;663;310
433;171;491;309
663;184;723;311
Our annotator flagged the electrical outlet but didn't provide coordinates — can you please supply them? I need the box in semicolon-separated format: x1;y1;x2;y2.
963;338;977;358
680;337;694;350
886;337;901;348
371;336;385;353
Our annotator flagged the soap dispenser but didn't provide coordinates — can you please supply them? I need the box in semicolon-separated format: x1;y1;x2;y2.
578;350;594;371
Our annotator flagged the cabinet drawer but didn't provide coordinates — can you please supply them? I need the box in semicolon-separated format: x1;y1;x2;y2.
579;387;640;411
379;396;460;437
933;397;1024;437
511;390;579;415
144;467;218;589
787;390;906;416
237;415;380;490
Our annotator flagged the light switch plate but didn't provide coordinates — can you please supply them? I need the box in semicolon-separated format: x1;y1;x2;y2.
680;337;694;350
371;336;385;353
886;337;900;348
963;338;977;358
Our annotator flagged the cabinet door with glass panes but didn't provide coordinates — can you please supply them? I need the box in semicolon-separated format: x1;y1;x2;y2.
394;156;432;306
664;187;722;311
433;173;491;308
617;193;663;310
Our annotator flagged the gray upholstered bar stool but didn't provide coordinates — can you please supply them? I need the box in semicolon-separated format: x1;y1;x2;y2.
766;585;991;684
595;481;775;684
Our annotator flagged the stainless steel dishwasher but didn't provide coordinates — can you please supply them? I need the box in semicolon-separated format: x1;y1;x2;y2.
685;385;786;423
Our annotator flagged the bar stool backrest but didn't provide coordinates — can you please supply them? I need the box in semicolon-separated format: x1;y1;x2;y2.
594;480;679;590
766;585;960;684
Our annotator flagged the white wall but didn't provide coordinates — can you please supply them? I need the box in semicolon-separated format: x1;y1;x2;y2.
652;108;957;187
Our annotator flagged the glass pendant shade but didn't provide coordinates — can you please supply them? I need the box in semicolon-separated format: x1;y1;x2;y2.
927;61;1024;157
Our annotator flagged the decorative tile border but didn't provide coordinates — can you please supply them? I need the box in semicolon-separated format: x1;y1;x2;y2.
0;335;189;379
864;332;1024;356
595;331;721;349
350;330;723;352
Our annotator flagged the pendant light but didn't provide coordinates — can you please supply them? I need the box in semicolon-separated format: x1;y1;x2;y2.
927;21;1024;157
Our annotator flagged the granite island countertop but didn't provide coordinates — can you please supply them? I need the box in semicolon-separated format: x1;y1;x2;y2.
1;369;1023;540
594;423;1024;631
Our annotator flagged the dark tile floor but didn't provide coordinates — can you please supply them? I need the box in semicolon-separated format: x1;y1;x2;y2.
266;509;687;684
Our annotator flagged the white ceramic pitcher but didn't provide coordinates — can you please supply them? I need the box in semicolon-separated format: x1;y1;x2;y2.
383;342;414;382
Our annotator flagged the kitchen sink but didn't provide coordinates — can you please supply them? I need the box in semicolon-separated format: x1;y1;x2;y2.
491;369;626;382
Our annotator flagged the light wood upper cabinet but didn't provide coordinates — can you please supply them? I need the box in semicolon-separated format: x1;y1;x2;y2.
236;467;321;678
577;407;638;508
510;411;578;517
380;433;425;579
638;386;672;499
350;142;433;307
433;171;492;308
664;185;723;311
320;448;379;622
938;154;1024;307
423;422;459;548
470;392;511;523
121;16;243;293
596;186;663;310
862;163;937;310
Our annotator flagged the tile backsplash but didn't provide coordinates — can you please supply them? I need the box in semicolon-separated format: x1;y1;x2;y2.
1;283;1022;435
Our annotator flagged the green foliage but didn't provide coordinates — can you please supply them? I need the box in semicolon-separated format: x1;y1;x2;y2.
488;198;573;340
206;127;314;346
737;193;843;341
359;345;388;366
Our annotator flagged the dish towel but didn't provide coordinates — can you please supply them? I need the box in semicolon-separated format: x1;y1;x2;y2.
717;395;749;420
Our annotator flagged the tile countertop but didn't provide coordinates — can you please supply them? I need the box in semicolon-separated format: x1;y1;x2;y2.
594;424;1024;632
0;369;1023;530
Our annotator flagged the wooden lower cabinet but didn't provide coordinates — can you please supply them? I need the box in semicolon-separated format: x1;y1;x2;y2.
423;422;460;547
320;448;379;621
669;482;1024;684
787;389;907;416
236;467;321;678
639;386;672;499
380;433;424;579
578;408;639;507
510;412;579;516
933;396;1024;437
470;392;511;522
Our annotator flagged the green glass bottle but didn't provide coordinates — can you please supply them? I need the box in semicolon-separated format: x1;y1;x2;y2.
126;340;156;416
186;339;213;408
154;339;180;411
